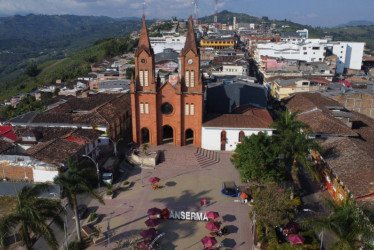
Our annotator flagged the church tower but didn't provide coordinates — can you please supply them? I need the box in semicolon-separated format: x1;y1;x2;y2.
131;16;203;147
130;15;158;145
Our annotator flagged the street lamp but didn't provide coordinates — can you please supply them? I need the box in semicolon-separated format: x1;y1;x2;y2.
107;202;133;249
82;155;100;193
108;138;123;157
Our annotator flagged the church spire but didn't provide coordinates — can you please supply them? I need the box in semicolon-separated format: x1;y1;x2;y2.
181;16;198;56
136;15;153;56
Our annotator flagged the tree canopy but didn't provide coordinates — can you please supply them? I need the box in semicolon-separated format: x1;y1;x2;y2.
231;132;286;184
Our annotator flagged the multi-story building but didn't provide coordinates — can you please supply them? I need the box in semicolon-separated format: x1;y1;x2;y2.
200;38;237;50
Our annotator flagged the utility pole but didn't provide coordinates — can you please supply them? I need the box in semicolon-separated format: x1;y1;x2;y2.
192;0;198;27
214;0;218;26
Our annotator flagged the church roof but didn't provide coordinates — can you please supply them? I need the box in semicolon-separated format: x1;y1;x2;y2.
181;17;198;56
135;15;153;56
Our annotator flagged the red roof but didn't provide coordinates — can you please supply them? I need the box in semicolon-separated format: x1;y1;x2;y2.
0;126;18;142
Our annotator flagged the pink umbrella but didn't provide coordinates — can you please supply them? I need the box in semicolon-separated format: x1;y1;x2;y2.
206;211;220;220
288;234;305;245
140;228;157;239
137;240;150;249
147;207;162;216
205;222;221;231
145;218;161;227
149;177;160;183
201;236;217;247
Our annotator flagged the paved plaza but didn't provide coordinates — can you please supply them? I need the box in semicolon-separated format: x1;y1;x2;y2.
86;145;253;250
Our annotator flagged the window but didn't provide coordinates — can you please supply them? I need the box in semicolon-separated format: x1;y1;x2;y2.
312;47;320;50
140;102;144;114
139;70;144;86
303;47;307;50
239;131;245;142
302;82;309;86
191;71;195;87
190;103;195;115
185;70;189;87
304;52;307;55
144;70;149;86
145;103;149;114
185;103;189;115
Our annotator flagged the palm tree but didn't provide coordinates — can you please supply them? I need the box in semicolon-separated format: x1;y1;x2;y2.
54;158;104;243
303;198;374;249
271;110;321;187
0;184;64;250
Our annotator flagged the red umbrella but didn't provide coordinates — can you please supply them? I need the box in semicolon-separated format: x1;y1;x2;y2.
288;234;305;245
149;177;160;183
201;236;217;247
145;218;161;227
147;207;162;216
137;240;150;249
161;208;170;219
206;211;220;220
205;221;221;231
140;228;157;239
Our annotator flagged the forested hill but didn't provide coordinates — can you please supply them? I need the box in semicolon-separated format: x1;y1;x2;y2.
0;14;144;85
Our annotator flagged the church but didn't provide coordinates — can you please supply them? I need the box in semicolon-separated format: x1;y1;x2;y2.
131;16;274;151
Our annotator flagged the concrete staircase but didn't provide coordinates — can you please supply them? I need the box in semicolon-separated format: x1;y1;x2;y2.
194;148;220;168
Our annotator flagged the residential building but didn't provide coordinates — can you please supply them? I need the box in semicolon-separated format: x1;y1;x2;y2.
149;36;187;54
271;78;328;100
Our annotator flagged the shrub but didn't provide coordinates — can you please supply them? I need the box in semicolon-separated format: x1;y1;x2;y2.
106;190;112;196
88;212;97;222
68;240;84;250
123;181;130;186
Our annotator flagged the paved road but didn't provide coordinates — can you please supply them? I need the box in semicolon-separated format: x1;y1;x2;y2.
0;182;60;198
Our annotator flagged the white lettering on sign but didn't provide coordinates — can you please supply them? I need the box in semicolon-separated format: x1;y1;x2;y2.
168;210;209;221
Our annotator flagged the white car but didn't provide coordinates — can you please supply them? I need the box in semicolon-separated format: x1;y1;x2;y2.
102;172;113;185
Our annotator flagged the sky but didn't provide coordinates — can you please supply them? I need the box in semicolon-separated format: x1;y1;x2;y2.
0;0;374;27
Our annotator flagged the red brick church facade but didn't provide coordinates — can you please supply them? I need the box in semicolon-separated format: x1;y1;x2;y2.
130;16;203;147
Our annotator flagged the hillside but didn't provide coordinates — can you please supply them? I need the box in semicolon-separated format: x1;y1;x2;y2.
0;37;137;101
0;14;145;85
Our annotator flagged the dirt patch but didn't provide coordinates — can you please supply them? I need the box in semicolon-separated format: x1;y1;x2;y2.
0;196;17;217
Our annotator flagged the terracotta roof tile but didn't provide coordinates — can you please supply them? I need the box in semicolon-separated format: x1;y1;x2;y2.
297;110;357;136
203;110;273;129
321;137;374;199
0;138;15;153
25;138;83;165
285;92;342;114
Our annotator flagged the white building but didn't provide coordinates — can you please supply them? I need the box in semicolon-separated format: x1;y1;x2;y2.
150;36;187;54
201;110;275;151
255;40;365;74
255;42;325;63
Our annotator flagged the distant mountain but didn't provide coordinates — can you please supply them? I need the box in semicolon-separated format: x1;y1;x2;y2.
0;14;146;84
336;20;374;28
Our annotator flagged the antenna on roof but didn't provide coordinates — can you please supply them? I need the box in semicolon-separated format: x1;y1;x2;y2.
142;0;146;16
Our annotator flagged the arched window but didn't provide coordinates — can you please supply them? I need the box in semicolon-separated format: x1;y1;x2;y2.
239;131;245;142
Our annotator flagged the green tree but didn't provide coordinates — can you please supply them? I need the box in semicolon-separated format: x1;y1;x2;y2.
231;133;286;183
271;110;321;187
53;158;104;243
0;184;64;250
303;198;374;249
253;183;300;237
25;62;39;77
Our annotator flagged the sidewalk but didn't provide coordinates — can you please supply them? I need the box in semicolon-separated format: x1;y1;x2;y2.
86;144;253;250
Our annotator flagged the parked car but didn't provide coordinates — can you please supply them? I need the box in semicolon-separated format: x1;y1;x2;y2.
72;204;87;220
221;181;239;197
